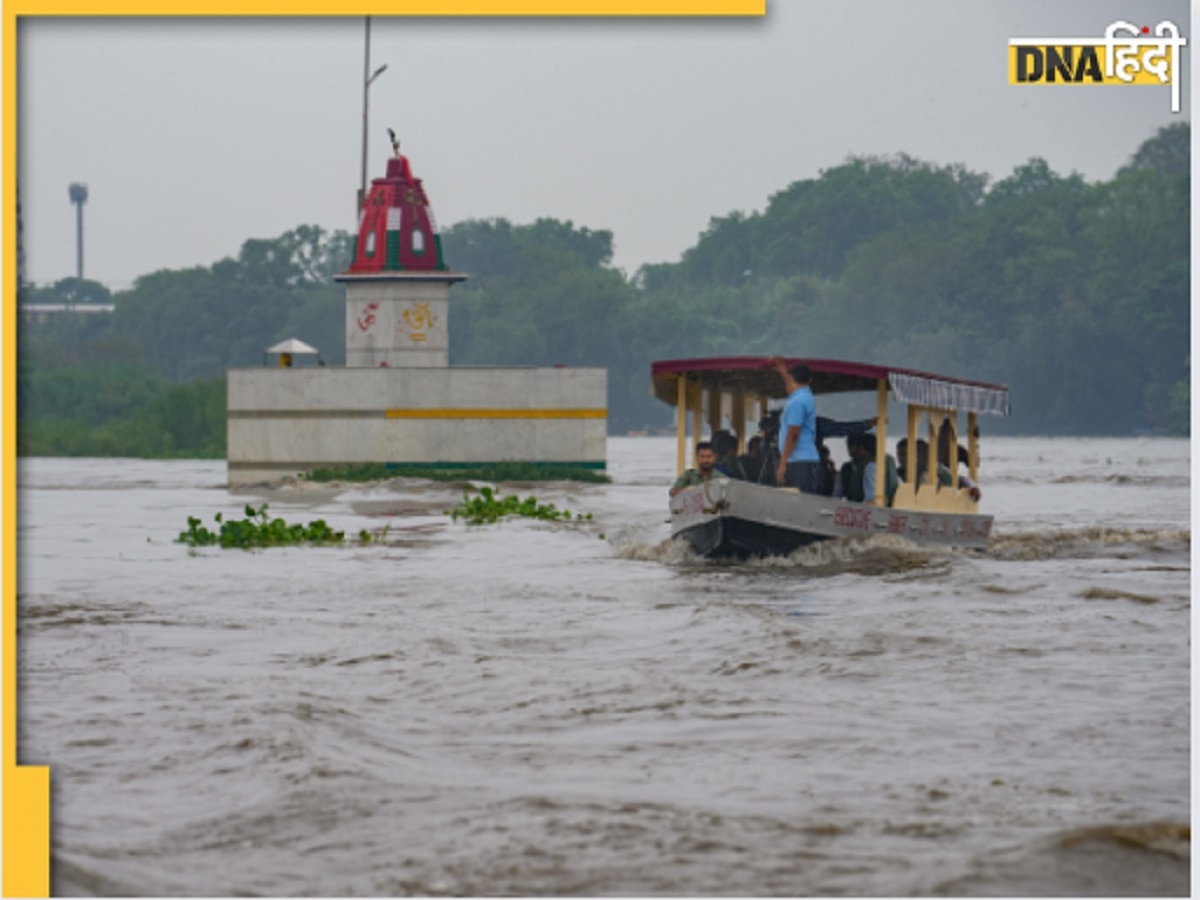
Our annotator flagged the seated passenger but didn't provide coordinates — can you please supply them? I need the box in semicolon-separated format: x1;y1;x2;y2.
896;438;953;488
712;430;738;477
936;431;982;501
836;457;854;500
732;435;765;483
817;441;837;496
839;433;869;502
859;433;899;506
670;441;727;496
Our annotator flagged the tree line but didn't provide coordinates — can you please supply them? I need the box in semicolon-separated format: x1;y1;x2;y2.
17;122;1189;457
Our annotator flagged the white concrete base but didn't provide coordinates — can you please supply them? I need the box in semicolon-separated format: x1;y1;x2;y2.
226;366;607;485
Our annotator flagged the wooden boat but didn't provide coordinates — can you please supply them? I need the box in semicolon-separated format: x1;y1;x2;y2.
653;356;1010;558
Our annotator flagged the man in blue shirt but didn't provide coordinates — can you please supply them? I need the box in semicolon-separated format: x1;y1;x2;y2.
771;356;821;493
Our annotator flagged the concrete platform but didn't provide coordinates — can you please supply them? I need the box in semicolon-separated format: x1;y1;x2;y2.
227;366;606;485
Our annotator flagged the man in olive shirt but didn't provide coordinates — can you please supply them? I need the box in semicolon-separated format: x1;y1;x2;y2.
670;441;727;496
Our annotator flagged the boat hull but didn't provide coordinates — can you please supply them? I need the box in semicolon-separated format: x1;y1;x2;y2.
669;479;993;559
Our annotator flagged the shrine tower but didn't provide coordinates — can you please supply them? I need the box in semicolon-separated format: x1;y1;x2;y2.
335;136;466;367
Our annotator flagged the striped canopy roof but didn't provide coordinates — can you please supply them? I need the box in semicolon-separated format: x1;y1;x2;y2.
651;356;1010;417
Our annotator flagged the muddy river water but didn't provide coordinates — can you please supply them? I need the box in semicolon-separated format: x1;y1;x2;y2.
16;436;1190;895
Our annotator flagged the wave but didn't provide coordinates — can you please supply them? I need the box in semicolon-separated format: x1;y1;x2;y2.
1056;821;1190;859
987;526;1190;560
610;535;698;564
1048;473;1189;487
53;854;146;897
932;820;1190;896
1080;586;1163;605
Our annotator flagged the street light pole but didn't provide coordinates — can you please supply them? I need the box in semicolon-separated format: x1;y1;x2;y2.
359;17;388;216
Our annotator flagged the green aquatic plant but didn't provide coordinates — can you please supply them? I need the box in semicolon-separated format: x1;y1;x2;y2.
177;503;349;549
448;486;594;527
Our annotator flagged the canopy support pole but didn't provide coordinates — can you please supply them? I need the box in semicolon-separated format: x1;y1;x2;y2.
874;379;888;505
968;412;979;484
731;392;746;453
927;414;940;488
946;414;959;490
676;375;687;477
707;388;722;436
906;406;919;484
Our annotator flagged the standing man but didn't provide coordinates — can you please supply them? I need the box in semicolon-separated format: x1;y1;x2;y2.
771;356;821;493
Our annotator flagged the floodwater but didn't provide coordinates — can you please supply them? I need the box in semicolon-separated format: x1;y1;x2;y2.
16;436;1191;896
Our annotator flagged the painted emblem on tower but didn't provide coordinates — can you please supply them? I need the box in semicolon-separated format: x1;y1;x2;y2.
401;301;435;342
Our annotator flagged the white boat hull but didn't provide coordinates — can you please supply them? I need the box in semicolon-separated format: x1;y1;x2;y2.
669;479;993;558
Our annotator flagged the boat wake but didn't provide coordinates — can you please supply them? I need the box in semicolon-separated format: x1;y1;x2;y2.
613;523;1190;576
611;532;952;577
742;533;951;576
610;535;699;565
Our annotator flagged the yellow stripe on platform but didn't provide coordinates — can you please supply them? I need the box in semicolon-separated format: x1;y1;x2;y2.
384;408;607;420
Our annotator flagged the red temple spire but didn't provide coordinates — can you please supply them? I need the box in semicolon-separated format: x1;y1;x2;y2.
348;131;447;273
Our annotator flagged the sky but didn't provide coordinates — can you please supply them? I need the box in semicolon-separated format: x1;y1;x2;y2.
16;1;1193;290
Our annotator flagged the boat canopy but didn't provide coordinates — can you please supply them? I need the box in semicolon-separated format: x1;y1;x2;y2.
651;356;1009;417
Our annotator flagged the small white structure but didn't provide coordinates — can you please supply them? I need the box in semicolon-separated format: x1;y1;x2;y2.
226;146;606;485
264;337;320;368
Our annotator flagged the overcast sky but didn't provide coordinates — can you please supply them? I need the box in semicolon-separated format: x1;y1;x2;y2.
17;1;1192;289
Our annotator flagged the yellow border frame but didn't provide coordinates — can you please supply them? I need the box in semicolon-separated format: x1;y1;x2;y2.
2;3;765;896
1;8;48;896
8;1;764;12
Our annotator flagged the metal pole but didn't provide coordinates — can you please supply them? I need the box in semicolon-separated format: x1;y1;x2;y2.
874;378;888;505
676;376;686;477
358;20;389;217
359;16;371;216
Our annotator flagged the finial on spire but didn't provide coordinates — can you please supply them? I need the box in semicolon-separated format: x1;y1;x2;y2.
387;128;401;158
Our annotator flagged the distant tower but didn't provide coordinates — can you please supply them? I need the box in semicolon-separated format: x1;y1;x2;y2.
68;182;88;279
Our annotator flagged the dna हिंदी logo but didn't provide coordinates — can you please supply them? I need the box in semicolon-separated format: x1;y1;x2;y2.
1008;20;1187;112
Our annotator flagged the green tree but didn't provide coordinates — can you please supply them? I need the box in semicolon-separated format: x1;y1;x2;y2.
1119;121;1189;177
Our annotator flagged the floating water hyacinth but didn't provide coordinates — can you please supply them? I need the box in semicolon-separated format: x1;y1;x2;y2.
176;503;363;549
448;486;594;527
